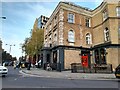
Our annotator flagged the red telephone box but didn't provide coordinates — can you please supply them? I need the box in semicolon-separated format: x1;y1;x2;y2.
81;55;88;68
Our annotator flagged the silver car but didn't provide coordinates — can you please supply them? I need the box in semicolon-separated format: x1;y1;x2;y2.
0;66;8;77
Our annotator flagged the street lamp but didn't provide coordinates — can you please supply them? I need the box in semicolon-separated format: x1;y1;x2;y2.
5;44;15;54
0;16;6;19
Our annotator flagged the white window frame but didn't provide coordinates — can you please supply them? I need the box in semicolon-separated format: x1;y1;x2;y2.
85;18;91;27
116;7;120;17
86;33;92;45
103;10;108;21
68;30;75;43
68;13;74;23
104;27;110;42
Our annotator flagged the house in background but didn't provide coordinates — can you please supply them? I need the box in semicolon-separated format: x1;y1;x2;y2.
42;1;120;71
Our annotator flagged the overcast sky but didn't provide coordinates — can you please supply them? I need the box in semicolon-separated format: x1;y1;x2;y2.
1;0;103;59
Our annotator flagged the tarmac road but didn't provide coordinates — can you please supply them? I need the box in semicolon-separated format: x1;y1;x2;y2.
1;66;120;89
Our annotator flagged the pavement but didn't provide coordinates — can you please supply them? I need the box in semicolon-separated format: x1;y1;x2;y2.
19;68;117;80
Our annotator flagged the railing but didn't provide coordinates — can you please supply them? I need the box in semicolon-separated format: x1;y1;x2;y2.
71;63;113;73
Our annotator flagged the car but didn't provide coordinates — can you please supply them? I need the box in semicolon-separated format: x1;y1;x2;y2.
3;61;9;66
0;66;8;77
115;64;120;78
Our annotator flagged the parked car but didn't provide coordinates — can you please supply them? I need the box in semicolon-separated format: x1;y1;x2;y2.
15;61;28;68
0;65;8;77
115;64;120;78
3;61;9;66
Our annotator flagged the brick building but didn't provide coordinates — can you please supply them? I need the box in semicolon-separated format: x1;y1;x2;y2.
42;1;120;71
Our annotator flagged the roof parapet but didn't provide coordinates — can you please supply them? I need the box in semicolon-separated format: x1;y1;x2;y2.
60;1;93;11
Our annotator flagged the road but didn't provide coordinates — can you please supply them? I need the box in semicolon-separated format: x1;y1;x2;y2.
2;66;120;89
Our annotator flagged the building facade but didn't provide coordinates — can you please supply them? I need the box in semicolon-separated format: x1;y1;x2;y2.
37;15;49;29
42;1;120;71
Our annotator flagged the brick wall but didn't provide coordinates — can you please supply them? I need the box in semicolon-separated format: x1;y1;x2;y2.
64;49;81;69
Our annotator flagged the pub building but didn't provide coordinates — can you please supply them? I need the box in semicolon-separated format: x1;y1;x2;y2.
41;1;120;72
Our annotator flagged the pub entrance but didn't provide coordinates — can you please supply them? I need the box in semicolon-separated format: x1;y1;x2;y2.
81;50;91;69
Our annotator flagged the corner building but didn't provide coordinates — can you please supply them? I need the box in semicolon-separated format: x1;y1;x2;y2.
42;1;120;71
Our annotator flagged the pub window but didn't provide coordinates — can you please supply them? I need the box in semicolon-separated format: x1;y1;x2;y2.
68;30;75;43
100;48;106;64
86;33;92;44
103;9;108;21
53;51;57;63
68;13;74;23
94;48;107;65
104;27;110;42
85;18;91;27
95;50;100;64
116;7;120;17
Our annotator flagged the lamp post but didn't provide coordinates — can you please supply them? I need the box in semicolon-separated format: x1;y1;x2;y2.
0;16;6;19
5;44;15;54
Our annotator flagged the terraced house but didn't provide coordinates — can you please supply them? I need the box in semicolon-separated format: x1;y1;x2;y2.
42;1;120;72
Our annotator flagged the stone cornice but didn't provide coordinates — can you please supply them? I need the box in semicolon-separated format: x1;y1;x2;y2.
91;2;107;17
60;2;92;17
45;1;118;28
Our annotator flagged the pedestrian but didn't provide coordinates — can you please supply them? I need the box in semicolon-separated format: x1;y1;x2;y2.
27;61;31;70
18;61;22;69
13;61;17;69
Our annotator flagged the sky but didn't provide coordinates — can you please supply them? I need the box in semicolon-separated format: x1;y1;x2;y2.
0;0;103;59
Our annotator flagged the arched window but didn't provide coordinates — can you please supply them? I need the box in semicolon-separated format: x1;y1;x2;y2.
104;27;110;42
68;30;75;43
86;33;92;44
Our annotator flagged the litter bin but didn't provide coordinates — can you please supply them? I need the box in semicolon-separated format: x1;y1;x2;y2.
71;63;77;73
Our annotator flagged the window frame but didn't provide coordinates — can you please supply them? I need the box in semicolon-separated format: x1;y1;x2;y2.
86;33;92;45
68;30;75;43
104;27;110;42
116;7;120;17
68;13;75;23
103;9;108;21
85;18;91;27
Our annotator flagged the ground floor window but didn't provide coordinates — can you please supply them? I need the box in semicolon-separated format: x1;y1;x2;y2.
53;51;57;63
94;48;106;65
47;54;50;63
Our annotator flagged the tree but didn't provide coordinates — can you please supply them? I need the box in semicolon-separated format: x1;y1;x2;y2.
22;28;44;56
